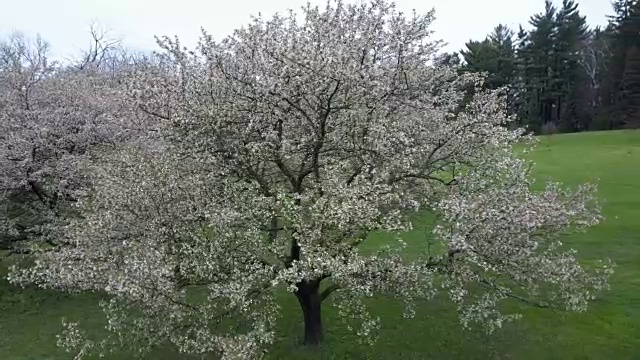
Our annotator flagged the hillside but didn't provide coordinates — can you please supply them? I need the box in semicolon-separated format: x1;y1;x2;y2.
1;130;639;359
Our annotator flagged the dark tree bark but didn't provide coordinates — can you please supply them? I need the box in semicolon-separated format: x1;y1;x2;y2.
295;279;323;346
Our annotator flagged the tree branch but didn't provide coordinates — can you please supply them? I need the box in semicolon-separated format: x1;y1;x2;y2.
320;284;340;302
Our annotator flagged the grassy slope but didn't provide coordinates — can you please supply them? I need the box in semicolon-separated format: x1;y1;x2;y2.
1;130;639;359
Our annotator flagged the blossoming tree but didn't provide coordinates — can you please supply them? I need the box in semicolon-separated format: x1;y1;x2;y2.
0;31;159;251
10;1;612;359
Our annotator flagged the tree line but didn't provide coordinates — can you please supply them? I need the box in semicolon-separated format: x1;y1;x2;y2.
438;0;640;134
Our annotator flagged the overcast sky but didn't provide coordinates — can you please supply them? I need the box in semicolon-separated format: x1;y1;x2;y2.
0;0;612;61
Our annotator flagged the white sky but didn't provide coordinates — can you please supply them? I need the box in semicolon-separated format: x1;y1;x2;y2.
0;0;611;61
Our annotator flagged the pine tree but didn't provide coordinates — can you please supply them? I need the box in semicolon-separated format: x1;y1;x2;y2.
434;51;462;67
514;25;537;129
460;25;517;116
461;25;515;90
461;39;498;76
616;0;640;127
489;25;516;89
591;26;620;129
600;0;640;128
454;0;638;133
552;0;590;131
523;0;558;132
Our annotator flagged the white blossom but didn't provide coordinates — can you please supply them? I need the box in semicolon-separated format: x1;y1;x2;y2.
0;32;162;250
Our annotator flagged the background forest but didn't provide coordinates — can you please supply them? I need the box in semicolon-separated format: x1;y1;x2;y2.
439;0;640;133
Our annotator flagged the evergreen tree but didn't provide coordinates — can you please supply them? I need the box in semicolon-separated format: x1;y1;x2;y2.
614;0;640;127
448;0;637;133
488;24;516;89
460;25;517;116
513;25;536;129
461;39;498;76
511;0;589;133
434;51;462;67
553;0;590;131
522;0;557;132
461;24;515;90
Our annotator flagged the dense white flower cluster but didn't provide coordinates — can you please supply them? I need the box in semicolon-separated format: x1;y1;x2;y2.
7;1;612;359
0;33;159;249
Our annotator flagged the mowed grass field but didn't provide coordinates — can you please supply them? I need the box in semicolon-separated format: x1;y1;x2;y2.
1;130;639;359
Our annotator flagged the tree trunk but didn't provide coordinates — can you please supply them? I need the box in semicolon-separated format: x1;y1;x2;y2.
295;279;323;346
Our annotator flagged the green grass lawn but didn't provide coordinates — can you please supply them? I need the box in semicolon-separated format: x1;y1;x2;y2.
2;130;639;359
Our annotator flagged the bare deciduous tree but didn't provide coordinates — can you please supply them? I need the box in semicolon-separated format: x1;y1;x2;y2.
72;22;122;71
